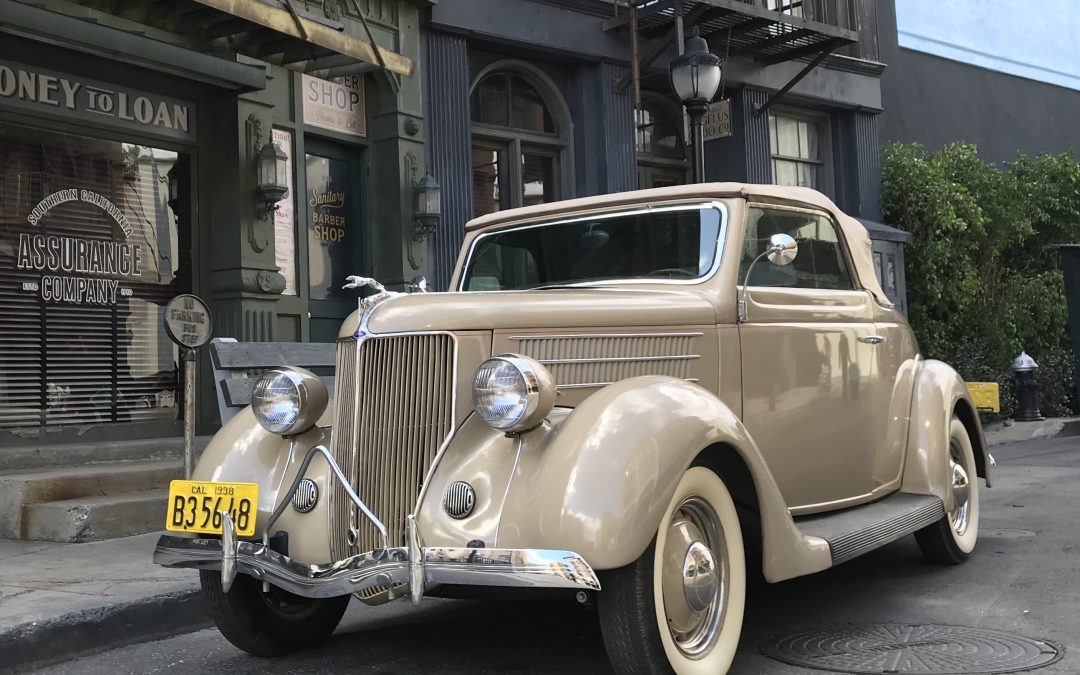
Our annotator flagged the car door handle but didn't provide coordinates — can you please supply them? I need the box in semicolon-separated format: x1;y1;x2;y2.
859;335;886;345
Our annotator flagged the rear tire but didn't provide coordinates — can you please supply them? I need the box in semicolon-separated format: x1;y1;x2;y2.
200;570;350;656
915;417;980;564
598;466;746;674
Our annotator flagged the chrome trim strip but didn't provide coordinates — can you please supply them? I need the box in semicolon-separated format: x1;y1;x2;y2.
493;434;526;548
556;377;700;390
268;444;388;550
458;201;729;291
509;332;705;340
537;355;700;365
153;535;601;599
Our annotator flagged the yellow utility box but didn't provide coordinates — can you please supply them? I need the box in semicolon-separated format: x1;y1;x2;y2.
967;382;1001;413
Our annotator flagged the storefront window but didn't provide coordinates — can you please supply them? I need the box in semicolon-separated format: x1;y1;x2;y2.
0;124;190;428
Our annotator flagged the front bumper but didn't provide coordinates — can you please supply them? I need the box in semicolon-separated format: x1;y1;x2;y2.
153;534;601;600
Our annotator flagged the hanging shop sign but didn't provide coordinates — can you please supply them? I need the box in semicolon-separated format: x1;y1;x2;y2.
302;74;366;137
0;60;195;142
702;99;732;142
16;189;143;305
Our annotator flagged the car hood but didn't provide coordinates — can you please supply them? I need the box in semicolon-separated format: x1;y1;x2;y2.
336;287;717;337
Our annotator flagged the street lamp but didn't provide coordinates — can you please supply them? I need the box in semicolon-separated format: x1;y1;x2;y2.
669;34;722;183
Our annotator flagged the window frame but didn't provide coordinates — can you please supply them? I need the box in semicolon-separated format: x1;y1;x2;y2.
458;201;730;291
768;107;834;198
740;202;860;293
469;61;574;216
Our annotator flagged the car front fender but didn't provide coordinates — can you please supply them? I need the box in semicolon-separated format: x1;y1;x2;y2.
487;376;831;580
191;407;334;565
902;359;992;510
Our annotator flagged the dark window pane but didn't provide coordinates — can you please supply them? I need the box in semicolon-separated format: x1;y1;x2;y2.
510;76;555;133
740;209;853;290
471;74;510;127
306;154;356;300
463;206;722;290
521;153;556;207
472;145;505;218
636;98;683;158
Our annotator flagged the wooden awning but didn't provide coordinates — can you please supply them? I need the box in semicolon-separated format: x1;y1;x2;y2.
190;0;414;78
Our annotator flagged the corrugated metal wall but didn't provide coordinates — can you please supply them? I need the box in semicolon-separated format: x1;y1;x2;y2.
422;31;472;290
598;63;637;194
854;111;881;220
741;88;773;184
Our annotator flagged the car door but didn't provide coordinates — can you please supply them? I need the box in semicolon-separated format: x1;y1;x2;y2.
737;204;895;513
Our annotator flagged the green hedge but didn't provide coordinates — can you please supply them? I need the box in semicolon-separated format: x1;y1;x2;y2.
881;143;1080;418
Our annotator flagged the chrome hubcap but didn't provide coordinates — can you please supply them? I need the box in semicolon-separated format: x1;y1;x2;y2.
661;497;728;659
948;442;971;536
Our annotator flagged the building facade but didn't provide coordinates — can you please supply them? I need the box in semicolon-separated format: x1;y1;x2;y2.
879;0;1080;164
423;0;907;312
0;0;906;452
0;0;425;445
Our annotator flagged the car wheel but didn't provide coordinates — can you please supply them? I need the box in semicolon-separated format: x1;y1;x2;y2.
598;466;746;675
199;570;350;656
915;416;980;564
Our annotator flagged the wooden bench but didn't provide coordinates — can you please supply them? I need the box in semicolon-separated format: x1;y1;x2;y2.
209;338;336;425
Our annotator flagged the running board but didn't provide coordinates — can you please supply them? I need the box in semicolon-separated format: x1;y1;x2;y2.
795;493;945;565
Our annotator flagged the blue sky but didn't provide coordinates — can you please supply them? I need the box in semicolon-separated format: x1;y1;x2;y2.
896;0;1080;91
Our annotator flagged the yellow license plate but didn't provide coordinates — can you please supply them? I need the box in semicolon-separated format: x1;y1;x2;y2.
165;481;259;537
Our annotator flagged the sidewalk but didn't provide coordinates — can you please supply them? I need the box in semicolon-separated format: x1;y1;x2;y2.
0;533;206;673
983;416;1080;446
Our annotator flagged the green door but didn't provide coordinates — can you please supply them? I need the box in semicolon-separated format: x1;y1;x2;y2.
304;138;366;342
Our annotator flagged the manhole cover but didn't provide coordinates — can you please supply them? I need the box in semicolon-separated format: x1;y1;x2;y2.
982;528;1037;539
761;624;1062;674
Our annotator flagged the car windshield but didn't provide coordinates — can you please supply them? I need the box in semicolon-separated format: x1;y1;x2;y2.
461;204;724;291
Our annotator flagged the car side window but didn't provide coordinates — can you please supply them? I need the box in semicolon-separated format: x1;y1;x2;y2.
740;207;855;291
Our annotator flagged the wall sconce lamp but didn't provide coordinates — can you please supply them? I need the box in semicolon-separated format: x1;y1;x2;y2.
255;141;289;221
166;164;181;215
412;173;441;242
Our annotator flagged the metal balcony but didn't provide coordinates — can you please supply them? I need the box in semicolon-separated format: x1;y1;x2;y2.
606;0;861;66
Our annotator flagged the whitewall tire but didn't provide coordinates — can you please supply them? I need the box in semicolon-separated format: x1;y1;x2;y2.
599;465;746;674
915;417;980;564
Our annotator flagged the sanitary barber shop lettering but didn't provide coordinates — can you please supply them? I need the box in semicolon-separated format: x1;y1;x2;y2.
0;60;195;142
16;189;142;305
311;186;347;242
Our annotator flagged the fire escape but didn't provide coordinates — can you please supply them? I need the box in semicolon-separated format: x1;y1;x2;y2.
607;0;863;115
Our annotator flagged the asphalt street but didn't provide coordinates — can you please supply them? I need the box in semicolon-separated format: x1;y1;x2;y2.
33;434;1080;675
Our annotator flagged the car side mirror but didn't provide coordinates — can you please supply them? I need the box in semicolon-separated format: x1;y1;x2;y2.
738;233;798;322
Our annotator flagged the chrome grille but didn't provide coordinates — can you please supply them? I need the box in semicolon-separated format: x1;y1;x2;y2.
330;333;455;560
510;333;701;389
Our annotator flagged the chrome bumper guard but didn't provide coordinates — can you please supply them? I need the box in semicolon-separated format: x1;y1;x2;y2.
154;443;600;601
153;534;601;600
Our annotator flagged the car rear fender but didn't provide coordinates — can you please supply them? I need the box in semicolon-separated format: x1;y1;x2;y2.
901;359;992;510
493;376;832;581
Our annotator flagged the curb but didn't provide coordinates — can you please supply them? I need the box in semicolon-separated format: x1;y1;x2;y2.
0;588;210;673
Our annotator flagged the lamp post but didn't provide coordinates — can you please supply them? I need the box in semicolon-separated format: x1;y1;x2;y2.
669;34;722;184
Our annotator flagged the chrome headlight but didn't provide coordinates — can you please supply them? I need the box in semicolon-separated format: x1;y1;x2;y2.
472;354;556;433
251;367;328;436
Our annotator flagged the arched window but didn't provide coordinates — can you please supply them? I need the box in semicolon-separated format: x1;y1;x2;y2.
471;64;571;218
636;92;687;189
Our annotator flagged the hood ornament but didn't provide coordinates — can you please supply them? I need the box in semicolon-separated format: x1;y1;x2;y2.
343;276;402;338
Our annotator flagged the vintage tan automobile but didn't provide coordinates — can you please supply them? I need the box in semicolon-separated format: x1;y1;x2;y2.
154;183;989;674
